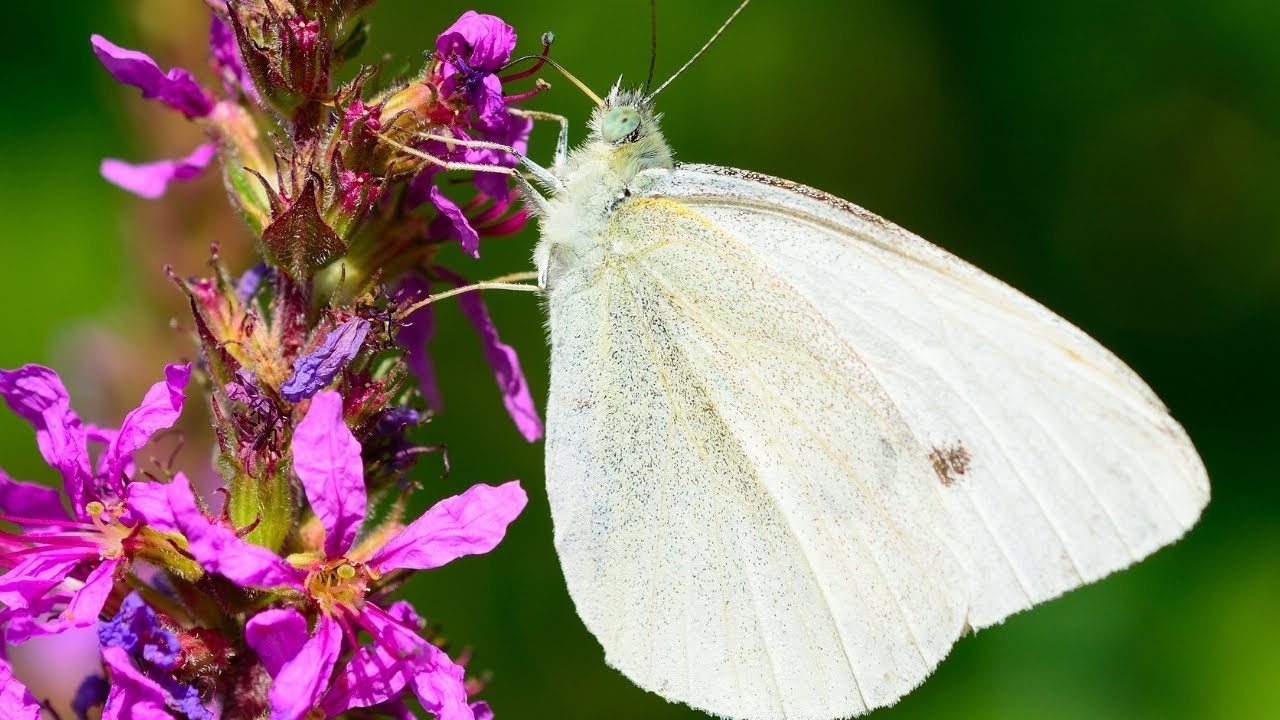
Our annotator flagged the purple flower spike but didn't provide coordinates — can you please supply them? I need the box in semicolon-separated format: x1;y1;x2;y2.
91;34;215;118
436;12;516;74
100;143;218;200
293;391;367;557
0;657;40;720
280;318;371;403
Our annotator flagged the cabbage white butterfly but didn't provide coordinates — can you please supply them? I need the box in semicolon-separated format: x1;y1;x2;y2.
410;4;1209;718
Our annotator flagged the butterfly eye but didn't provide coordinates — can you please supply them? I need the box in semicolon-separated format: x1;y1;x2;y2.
602;107;642;143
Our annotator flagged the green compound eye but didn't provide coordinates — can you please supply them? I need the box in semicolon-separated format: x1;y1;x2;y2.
602;107;641;143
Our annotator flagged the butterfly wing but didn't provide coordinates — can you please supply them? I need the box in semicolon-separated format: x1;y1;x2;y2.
543;184;973;720
650;163;1210;630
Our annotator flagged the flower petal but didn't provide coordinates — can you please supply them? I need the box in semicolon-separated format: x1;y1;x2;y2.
101;646;172;720
280;319;371;403
435;12;516;73
428;185;481;257
0;365;91;508
102;363;191;493
0;470;67;524
40;557;121;634
319;640;409;715
292;390;366;557
395;276;443;411
245;607;309;677
0;550;86;611
437;270;542;441
270;614;342;720
90;34;214;118
369;481;526;572
0;656;41;719
122;481;177;533
100;143;217;200
167;475;304;590
322;603;471;718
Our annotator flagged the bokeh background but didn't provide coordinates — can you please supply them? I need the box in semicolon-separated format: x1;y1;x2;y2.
2;1;1277;718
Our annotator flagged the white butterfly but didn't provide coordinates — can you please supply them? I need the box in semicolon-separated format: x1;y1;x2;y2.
501;29;1209;720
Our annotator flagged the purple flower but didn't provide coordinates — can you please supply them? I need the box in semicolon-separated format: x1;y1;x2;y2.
0;364;190;641
436;12;517;130
98;593;212;720
90;34;215;118
98;593;180;670
99;143;218;199
169;391;526;719
280;318;371;402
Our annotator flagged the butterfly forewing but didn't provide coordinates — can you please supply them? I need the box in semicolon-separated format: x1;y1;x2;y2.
650;164;1210;629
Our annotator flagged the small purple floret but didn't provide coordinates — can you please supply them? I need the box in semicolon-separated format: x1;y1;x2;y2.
280;318;371;403
235;263;271;303
98;593;181;671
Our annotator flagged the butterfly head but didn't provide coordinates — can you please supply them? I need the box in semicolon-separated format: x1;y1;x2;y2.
587;84;673;176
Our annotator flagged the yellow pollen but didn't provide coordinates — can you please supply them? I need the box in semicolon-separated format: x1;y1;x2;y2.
336;565;356;579
85;501;106;516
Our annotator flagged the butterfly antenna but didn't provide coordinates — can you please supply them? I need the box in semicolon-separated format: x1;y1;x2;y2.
538;56;606;107
648;0;752;99
644;0;659;94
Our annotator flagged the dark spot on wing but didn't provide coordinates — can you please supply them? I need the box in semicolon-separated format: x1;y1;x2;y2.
929;442;971;487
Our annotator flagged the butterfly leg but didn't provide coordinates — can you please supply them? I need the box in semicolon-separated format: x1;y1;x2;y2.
406;132;564;193
374;131;521;175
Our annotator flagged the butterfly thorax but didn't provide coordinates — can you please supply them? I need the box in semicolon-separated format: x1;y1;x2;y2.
535;87;675;292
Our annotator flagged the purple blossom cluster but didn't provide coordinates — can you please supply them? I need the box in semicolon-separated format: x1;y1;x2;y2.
2;2;548;718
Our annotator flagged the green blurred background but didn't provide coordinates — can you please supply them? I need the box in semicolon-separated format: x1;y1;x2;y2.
2;1;1277;718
